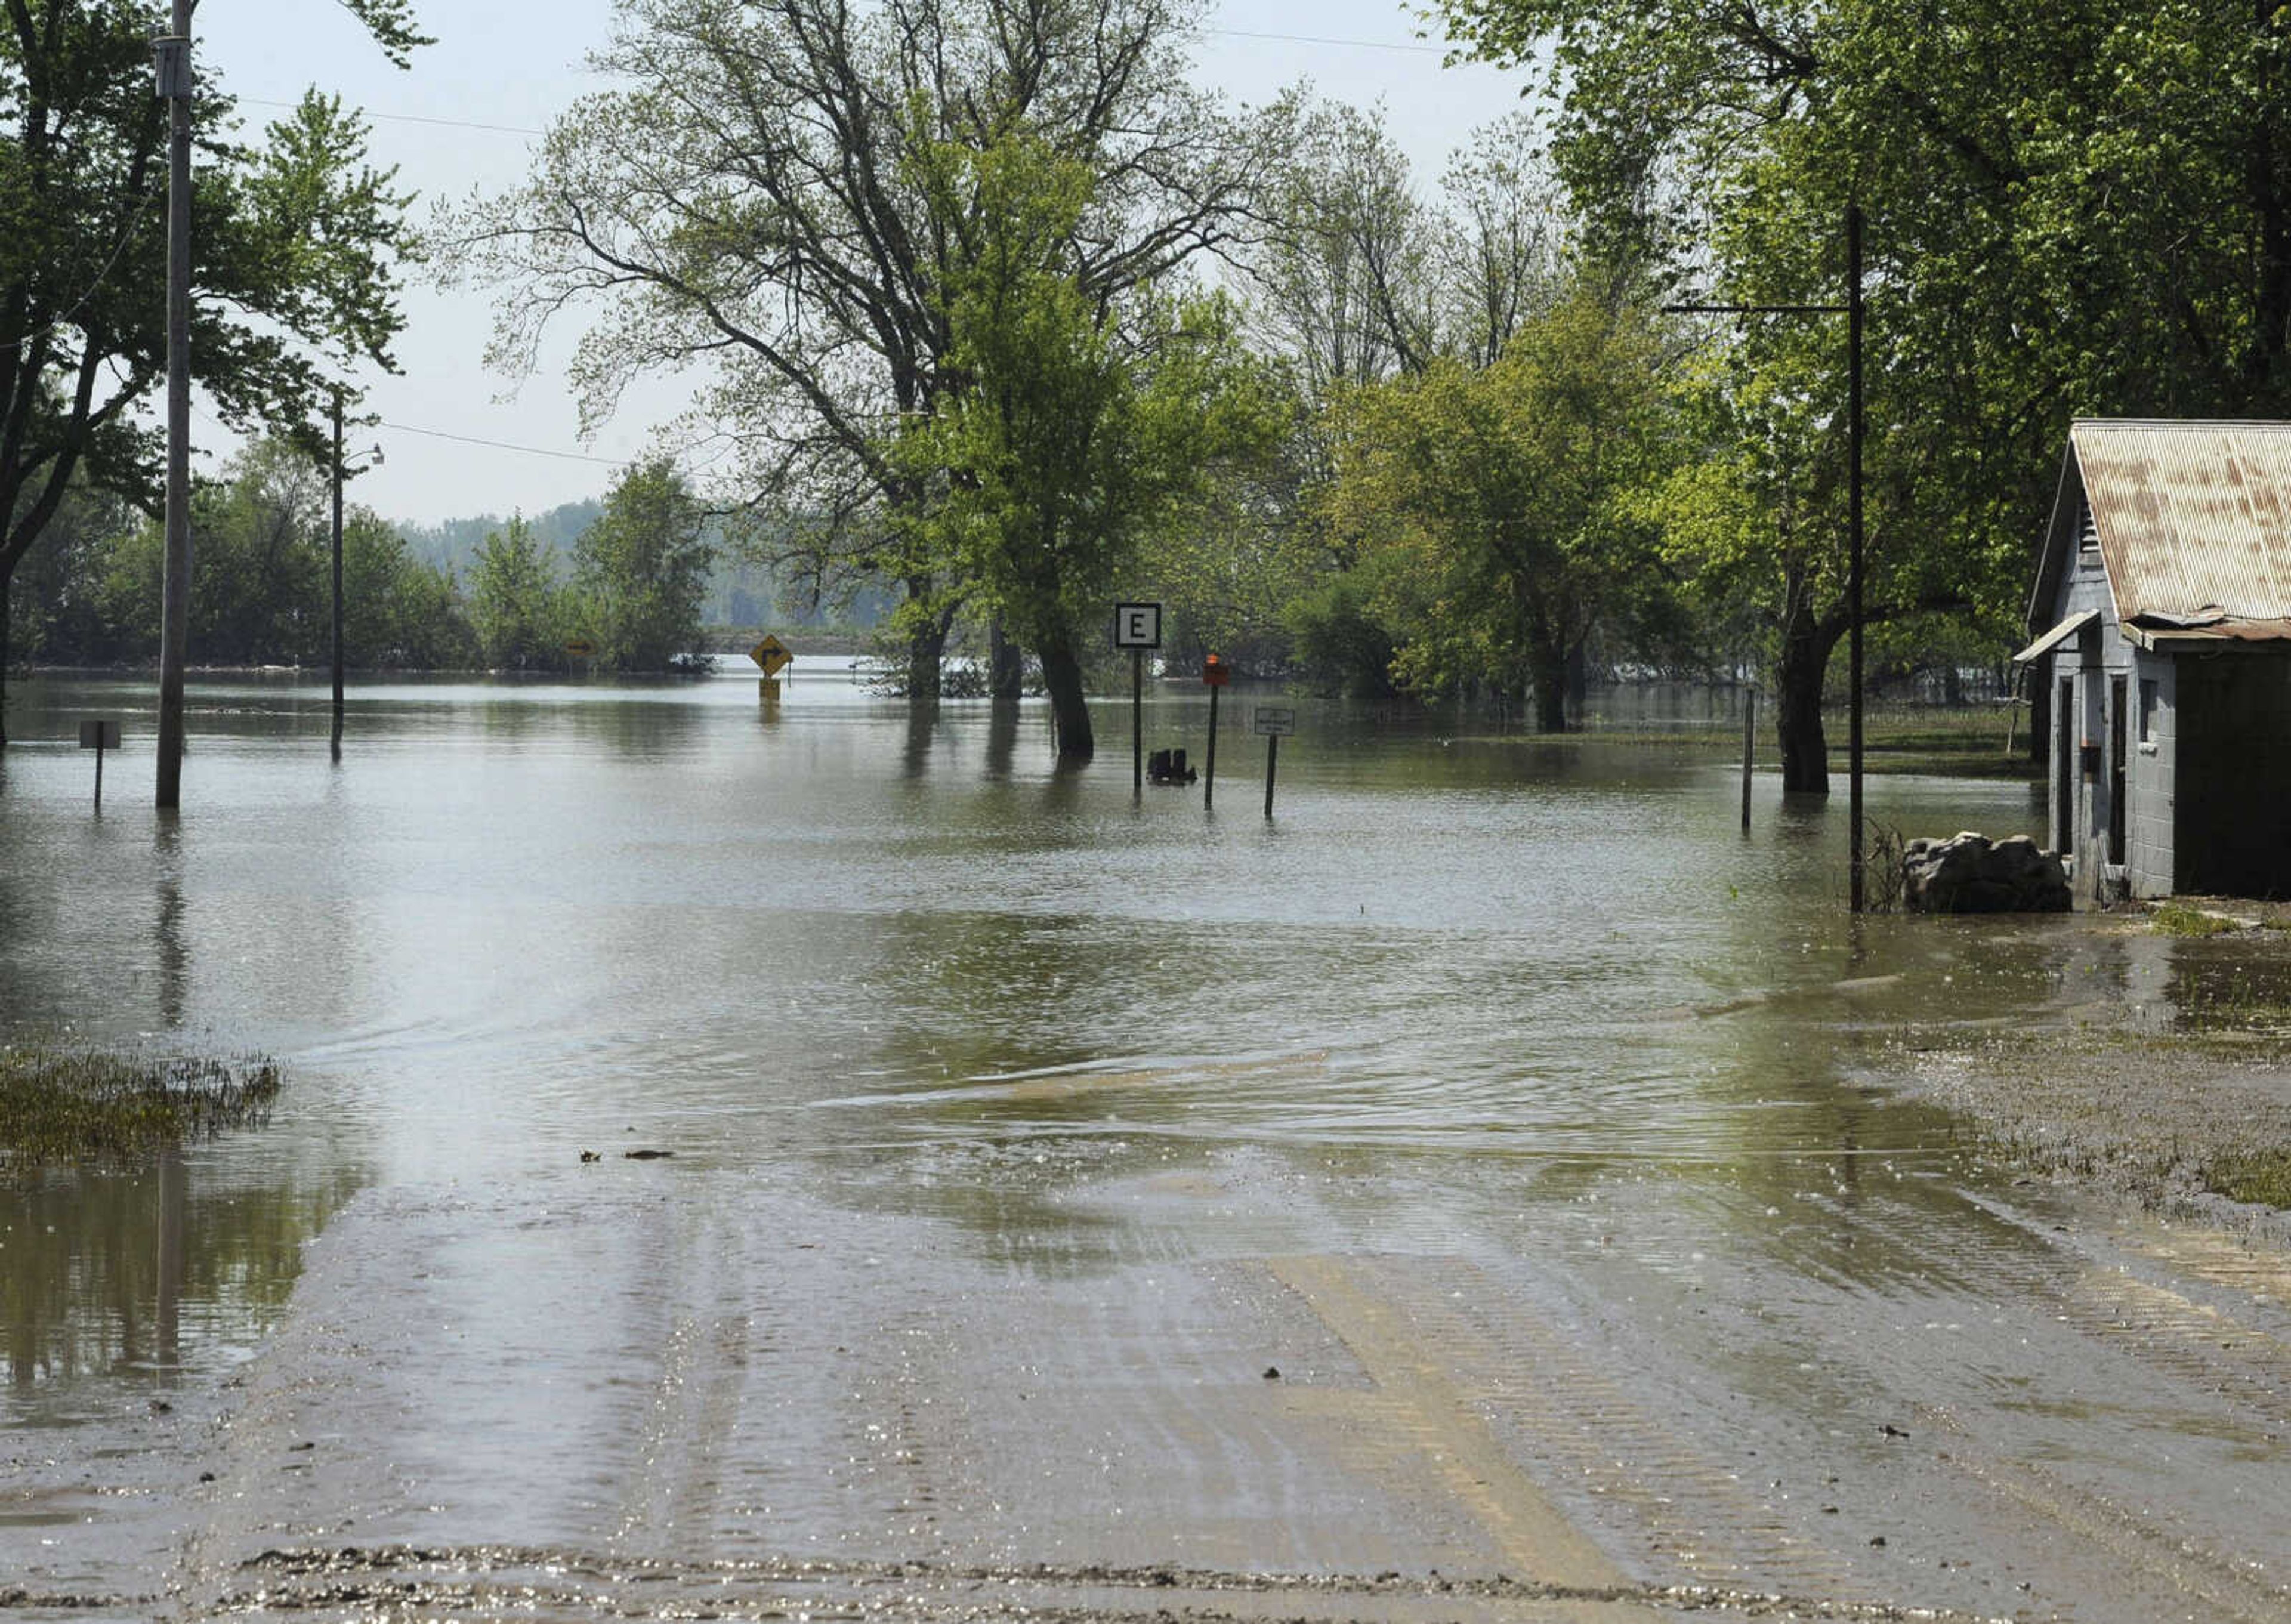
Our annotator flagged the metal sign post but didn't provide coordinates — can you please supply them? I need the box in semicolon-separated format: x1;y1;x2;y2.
1202;653;1230;810
1742;685;1756;832
1254;705;1295;819
81;719;121;809
1112;603;1162;795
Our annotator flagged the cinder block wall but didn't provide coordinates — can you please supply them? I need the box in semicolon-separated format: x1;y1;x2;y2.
2127;652;2174;899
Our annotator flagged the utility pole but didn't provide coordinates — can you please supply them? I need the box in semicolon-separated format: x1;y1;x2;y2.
1665;200;1868;910
331;390;345;758
1845;203;1866;915
154;5;193;808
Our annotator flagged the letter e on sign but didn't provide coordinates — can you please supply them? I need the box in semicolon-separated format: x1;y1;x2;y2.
1113;601;1162;650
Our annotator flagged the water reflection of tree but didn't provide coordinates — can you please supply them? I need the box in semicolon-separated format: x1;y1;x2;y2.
1;1158;366;1393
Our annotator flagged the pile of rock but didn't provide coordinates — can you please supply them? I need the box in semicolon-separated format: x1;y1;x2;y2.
1900;831;2071;914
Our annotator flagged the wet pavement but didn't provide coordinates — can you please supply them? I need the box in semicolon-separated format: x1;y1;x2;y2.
2;671;2288;1622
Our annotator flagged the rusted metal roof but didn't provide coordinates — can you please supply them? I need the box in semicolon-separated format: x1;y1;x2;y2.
2075;421;2291;637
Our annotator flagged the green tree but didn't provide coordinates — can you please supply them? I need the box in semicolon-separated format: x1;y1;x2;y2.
437;0;1283;700
887;128;1280;757
342;512;475;669
1318;293;1678;730
1435;0;2291;786
570;459;712;673
0;1;424;743
468;517;565;671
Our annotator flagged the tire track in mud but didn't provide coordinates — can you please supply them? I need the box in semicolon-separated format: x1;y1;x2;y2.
1854;1187;2291;1430
1910;1407;2291;1624
1275;1253;1863;1606
1266;1253;1634;1597
1629;1177;2291;1620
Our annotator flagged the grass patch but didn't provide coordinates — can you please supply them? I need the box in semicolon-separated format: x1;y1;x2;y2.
2152;902;2244;938
2202;1148;2291;1209
0;1046;280;1169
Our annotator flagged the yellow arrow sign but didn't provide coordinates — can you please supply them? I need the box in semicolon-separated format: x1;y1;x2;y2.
749;635;793;676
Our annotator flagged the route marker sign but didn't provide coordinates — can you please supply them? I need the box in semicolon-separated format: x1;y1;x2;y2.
749;635;793;676
1112;602;1162;650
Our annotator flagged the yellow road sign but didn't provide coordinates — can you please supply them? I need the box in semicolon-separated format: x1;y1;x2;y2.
749;635;793;676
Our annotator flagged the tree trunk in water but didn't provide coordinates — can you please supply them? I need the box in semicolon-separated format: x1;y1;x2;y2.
905;613;947;700
1530;638;1570;733
0;571;10;749
1776;601;1837;794
1564;639;1588;728
1039;637;1094;759
987;617;1023;700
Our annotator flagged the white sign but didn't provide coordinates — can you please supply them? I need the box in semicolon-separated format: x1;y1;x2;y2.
1112;601;1162;650
1253;706;1296;737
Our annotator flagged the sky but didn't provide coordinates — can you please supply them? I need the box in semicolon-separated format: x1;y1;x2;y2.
194;0;1541;526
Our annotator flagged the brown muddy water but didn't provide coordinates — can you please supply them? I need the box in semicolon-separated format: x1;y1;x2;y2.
2;669;2288;1623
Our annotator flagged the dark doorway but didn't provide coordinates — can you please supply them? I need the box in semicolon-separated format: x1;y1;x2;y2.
2108;674;2127;865
2055;676;2074;851
2176;656;2291;896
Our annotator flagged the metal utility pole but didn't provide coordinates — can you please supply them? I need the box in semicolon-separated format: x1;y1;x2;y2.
1665;200;1868;910
331;390;345;757
154;7;193;808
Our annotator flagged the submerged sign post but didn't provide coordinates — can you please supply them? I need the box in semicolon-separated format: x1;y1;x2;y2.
79;718;121;810
1202;653;1230;810
1113;603;1161;794
1253;705;1295;819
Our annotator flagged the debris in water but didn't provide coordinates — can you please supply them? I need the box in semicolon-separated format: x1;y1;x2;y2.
624;1149;674;1160
1880;1423;1910;1438
1262;1366;1281;1380
579;1150;600;1163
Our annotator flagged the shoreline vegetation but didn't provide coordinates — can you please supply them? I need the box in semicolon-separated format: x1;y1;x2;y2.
0;1046;282;1171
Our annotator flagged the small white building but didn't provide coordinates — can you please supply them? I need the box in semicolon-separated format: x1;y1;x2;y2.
2018;420;2291;902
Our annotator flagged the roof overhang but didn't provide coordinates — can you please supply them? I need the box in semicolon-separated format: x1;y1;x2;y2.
2124;615;2291;651
2011;609;2099;665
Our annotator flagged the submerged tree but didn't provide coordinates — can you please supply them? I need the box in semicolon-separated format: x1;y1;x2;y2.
888;128;1279;755
467;517;564;672
0;1;422;745
1436;0;2291;786
1319;293;1678;730
571;458;712;672
437;0;1282;702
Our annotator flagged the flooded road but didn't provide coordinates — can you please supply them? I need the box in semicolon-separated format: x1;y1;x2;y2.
3;669;2289;1622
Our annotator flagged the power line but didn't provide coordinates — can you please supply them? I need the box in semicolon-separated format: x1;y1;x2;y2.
378;419;637;467
231;24;1458;141
237;96;545;137
1202;26;1446;55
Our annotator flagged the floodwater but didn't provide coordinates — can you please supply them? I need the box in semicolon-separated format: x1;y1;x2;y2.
1;668;2287;1623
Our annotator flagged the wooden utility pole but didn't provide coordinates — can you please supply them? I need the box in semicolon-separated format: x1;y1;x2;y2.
331;390;345;757
155;5;193;808
1845;203;1866;913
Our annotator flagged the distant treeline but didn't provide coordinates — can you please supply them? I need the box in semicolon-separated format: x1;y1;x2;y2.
5;445;878;674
